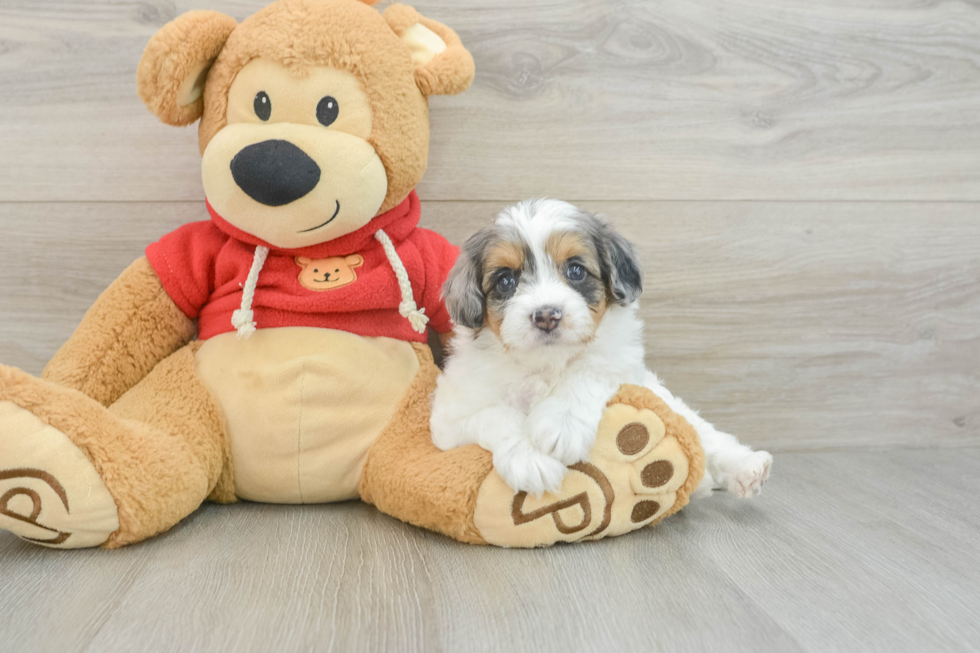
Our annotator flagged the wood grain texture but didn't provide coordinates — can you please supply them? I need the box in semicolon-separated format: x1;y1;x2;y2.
1;2;977;651
0;200;977;452
0;0;978;202
1;449;978;653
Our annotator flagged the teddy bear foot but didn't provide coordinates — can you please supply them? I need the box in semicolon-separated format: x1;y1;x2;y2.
360;358;704;548
0;383;119;549
471;385;705;547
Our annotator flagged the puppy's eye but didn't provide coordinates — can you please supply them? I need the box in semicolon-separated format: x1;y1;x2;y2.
566;263;586;282
254;91;271;121
495;272;518;295
316;96;339;126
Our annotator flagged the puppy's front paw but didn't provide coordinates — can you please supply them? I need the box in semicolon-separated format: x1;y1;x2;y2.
493;438;568;497
527;403;595;466
728;451;773;498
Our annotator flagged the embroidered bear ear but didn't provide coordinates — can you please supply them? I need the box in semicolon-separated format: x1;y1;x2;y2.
383;4;475;97
136;10;238;126
345;254;365;268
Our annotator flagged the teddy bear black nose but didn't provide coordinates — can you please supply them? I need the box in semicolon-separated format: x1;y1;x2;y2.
230;139;321;206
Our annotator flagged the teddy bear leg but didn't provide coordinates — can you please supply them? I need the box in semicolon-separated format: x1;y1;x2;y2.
360;351;705;547
358;351;492;544
0;344;230;549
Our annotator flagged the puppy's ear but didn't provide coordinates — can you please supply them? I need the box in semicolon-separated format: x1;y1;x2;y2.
384;4;475;97
443;228;494;329
591;216;643;305
136;10;238;126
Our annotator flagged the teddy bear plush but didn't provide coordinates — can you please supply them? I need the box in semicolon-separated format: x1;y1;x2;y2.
0;0;704;549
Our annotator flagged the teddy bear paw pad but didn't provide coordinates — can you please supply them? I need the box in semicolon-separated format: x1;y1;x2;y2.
472;395;695;547
0;401;118;548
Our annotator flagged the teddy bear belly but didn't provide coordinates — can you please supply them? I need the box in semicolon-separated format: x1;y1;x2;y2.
195;327;421;504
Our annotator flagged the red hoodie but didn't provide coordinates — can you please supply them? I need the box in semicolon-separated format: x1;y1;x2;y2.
146;191;458;342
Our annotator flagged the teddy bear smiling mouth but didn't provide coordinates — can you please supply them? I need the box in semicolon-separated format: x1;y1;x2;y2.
297;199;341;233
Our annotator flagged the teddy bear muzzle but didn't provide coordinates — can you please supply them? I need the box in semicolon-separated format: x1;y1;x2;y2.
230;139;322;207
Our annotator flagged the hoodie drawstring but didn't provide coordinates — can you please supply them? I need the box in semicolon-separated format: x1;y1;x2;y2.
230;229;428;339
375;229;429;334
231;245;269;339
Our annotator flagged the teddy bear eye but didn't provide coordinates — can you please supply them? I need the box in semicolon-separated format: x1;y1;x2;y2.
316;96;339;127
254;91;271;121
313;269;318;273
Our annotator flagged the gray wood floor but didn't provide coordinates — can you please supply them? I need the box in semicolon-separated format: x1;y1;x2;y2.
1;0;978;651
2;449;979;653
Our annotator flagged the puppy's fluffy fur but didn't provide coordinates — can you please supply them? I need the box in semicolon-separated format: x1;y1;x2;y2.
431;199;772;498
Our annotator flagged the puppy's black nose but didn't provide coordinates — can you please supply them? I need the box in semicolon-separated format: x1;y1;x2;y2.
230;140;321;206
532;307;563;332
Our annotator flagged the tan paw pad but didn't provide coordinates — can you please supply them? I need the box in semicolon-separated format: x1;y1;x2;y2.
0;401;119;548
474;462;613;546
473;396;695;547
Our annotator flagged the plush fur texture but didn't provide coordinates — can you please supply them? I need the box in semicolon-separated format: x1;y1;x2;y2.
360;344;492;544
472;384;704;547
138;0;475;215
1;345;230;548
433;199;772;497
383;5;475;97
1;1;707;551
42;257;196;407
604;385;705;526
3;0;480;550
136;11;239;127
361;346;706;547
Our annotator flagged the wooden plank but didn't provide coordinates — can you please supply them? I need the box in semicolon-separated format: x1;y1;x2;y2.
0;200;977;452
689;449;980;653
1;0;978;202
1;450;978;652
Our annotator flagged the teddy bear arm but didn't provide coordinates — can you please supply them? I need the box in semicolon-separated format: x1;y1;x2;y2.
42;256;196;406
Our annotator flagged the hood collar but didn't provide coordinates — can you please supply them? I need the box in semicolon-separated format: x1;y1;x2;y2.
206;190;420;258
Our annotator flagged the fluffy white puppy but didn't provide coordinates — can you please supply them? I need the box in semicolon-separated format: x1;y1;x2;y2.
430;199;772;498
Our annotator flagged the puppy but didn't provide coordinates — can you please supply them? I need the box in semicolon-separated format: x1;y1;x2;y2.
430;199;772;498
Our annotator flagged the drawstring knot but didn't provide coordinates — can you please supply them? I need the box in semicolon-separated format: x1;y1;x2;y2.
375;229;429;334
231;245;269;339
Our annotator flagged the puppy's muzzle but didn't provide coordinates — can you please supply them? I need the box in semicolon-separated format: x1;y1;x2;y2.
532;306;563;333
231;139;321;206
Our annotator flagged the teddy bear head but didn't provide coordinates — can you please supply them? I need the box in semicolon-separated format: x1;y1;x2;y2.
137;0;474;249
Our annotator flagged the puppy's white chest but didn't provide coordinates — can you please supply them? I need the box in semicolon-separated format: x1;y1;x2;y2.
509;372;558;413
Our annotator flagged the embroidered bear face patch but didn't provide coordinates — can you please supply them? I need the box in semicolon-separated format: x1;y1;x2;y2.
295;254;363;291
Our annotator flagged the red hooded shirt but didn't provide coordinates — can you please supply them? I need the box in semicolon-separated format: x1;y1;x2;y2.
146;191;458;342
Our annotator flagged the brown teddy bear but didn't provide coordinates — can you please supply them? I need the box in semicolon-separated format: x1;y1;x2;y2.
0;0;704;549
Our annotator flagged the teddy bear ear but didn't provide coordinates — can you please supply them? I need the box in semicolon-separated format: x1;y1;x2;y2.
136;11;238;126
383;4;475;97
346;254;365;268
